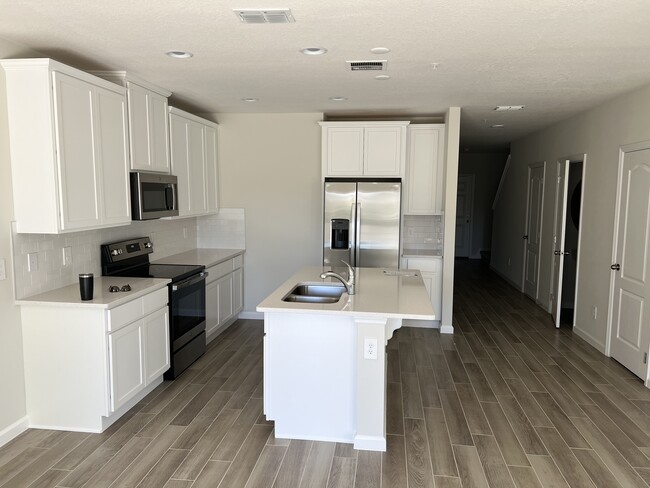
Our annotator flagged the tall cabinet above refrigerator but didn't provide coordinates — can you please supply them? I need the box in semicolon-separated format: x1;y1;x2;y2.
323;178;401;269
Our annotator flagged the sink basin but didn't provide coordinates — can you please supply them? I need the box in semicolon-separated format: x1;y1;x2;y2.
281;282;346;304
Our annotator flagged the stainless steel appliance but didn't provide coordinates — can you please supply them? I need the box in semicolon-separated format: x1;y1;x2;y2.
323;178;401;268
130;172;179;220
101;237;207;379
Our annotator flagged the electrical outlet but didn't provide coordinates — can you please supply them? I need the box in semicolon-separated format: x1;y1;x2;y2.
27;252;38;272
407;227;415;237
183;227;188;239
62;246;72;266
592;306;598;320
0;258;6;281
364;337;378;360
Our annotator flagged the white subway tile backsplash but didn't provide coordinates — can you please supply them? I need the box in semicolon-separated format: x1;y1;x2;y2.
402;214;444;252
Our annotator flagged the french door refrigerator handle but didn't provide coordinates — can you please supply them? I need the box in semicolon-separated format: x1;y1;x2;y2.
349;203;356;266
355;203;361;267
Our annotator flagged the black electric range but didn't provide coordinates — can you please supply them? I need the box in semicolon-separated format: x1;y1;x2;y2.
101;237;207;379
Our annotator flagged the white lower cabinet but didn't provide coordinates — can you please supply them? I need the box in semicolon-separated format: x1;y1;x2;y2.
20;286;169;432
405;257;442;323
205;255;244;340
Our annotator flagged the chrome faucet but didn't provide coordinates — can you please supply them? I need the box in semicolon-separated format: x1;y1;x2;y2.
320;260;356;295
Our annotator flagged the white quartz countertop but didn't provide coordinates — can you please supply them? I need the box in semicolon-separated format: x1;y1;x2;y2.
16;277;170;309
257;266;435;320
153;248;244;268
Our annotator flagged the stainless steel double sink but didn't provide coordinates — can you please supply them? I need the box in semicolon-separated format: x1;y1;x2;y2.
281;282;346;304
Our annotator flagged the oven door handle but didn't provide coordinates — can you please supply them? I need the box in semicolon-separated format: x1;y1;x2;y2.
172;272;208;291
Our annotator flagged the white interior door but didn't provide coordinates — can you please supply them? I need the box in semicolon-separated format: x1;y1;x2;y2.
610;147;650;379
551;161;569;326
455;175;474;258
523;163;545;299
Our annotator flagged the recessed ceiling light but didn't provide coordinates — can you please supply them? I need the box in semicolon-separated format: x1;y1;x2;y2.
491;124;505;128
431;63;440;70
375;75;391;80
242;97;259;102
329;97;347;101
166;50;193;59
494;105;525;111
370;47;390;54
301;47;327;56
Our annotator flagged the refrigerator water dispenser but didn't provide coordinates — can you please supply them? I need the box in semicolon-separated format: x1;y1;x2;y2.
331;219;350;250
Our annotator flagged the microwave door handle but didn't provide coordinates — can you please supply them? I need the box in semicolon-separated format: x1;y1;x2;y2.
166;184;177;211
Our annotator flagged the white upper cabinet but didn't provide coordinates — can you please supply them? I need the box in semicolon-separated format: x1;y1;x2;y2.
320;122;409;178
1;59;131;233
92;72;172;174
405;124;445;215
169;107;219;217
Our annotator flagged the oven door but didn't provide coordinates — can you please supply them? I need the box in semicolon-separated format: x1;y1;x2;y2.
170;272;207;351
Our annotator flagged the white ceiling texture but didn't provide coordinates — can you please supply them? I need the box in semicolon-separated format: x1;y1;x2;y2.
1;0;650;150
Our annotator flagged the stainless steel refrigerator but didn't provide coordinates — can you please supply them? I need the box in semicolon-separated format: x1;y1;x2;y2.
323;178;401;269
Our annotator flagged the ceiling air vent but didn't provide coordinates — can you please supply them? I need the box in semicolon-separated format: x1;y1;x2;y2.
347;60;387;71
234;9;295;24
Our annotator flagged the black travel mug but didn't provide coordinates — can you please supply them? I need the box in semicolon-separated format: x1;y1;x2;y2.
79;273;94;301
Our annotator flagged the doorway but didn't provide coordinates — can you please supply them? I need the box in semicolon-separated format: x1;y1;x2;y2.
523;163;545;300
455;174;474;258
550;157;584;327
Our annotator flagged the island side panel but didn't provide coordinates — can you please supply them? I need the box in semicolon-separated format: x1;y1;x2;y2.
264;312;357;444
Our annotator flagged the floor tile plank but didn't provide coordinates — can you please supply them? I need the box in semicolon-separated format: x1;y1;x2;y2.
531;392;589;448
453;445;490;488
404;418;435;488
354;450;381;488
572;448;624;488
299;441;336;488
440;389;473;446
473;434;516;487
381;434;408;488
534;427;596;488
272;439;312;488
481;401;530;466
456;383;492;435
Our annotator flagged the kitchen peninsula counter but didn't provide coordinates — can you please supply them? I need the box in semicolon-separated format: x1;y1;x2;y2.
257;265;434;452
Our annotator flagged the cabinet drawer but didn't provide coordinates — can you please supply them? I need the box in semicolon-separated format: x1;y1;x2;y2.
405;257;442;273
107;298;143;332
233;254;243;270
207;260;233;283
143;287;168;316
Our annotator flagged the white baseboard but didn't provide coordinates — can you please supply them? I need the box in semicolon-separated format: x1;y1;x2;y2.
354;434;387;452
440;324;454;334
239;311;263;320
573;326;606;355
0;416;29;448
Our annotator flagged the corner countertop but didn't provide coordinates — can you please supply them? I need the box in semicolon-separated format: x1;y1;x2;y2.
16;277;170;309
152;248;245;268
257;266;435;320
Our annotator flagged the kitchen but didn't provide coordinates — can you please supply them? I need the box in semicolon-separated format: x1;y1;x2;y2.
3;2;650;487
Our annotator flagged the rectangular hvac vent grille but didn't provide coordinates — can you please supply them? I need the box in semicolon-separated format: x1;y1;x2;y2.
347;61;387;71
234;9;295;24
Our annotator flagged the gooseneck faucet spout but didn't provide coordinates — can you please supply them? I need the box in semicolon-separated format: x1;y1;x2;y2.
320;261;356;295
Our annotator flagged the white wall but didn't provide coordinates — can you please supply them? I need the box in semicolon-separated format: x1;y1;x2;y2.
0;37;42;441
492;82;650;351
212;113;323;314
458;152;508;259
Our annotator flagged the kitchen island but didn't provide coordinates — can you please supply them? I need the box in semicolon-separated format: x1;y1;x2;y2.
257;266;434;451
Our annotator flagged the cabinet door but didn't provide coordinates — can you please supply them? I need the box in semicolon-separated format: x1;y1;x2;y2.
205;279;219;336
364;126;404;176
325;127;364;176
143;307;170;384
94;86;131;226
108;320;144;412
217;274;233;325
169;113;191;216
148;92;170;173
53;72;101;230
232;267;243;313
127;83;151;171
205;125;219;214
187;120;207;215
406;126;443;214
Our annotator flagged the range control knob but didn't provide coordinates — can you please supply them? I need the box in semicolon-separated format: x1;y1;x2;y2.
111;249;119;256
144;242;152;248
118;249;123;255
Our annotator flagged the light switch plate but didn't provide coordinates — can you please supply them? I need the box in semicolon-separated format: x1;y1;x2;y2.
0;258;6;281
27;252;38;272
63;246;72;266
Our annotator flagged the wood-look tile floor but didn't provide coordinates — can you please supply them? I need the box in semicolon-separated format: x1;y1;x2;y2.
3;260;650;487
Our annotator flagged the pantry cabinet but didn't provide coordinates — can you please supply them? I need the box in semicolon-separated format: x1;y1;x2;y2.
320;121;410;177
405;125;445;215
169;107;219;217
1;59;131;233
205;254;244;341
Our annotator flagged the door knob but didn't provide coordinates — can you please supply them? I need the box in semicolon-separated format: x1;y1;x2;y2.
523;235;529;240
554;250;560;255
611;263;621;270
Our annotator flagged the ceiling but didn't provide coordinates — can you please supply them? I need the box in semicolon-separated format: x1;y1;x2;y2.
1;0;650;150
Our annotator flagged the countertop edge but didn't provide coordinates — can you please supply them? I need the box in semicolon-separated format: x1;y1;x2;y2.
152;248;245;268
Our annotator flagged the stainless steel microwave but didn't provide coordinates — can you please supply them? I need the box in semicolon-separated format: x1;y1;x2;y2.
130;172;179;220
